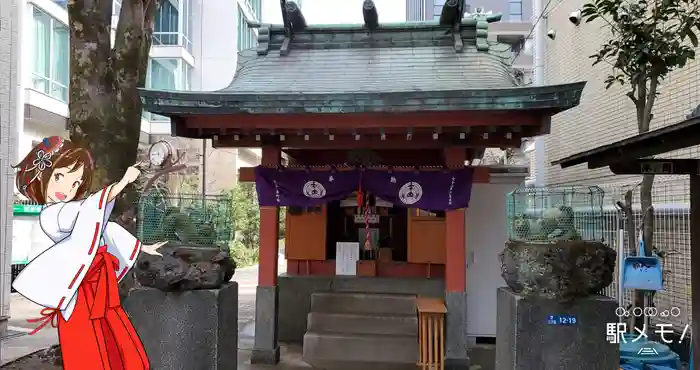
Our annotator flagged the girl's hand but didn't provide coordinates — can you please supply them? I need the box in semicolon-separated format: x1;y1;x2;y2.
122;161;145;185
141;241;168;257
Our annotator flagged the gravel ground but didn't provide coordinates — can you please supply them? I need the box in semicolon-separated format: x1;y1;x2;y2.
0;346;61;370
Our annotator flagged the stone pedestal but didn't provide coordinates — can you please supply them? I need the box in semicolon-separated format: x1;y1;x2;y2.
123;283;238;370
445;291;470;369
495;287;618;370
251;285;280;365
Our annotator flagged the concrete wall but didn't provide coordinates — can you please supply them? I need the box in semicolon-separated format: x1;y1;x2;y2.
1;0;20;322
277;275;444;342
543;0;700;187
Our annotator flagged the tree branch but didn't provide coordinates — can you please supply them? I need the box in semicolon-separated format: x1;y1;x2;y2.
642;75;659;133
635;71;648;133
113;0;158;94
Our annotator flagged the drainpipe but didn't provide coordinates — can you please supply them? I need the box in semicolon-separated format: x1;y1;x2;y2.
532;0;546;187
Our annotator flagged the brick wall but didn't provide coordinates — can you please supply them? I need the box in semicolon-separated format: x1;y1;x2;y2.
0;0;20;321
543;0;700;187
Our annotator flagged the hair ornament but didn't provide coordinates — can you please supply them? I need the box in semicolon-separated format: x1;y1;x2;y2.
23;137;65;188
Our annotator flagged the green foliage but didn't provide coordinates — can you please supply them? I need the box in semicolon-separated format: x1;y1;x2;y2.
231;182;260;249
229;240;260;267
582;0;700;91
227;182;285;267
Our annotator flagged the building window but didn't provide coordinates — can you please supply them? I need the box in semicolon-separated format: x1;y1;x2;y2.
153;0;192;53
237;5;257;51
508;0;523;21
182;0;193;52
433;0;446;20
248;0;262;20
53;0;67;8
145;58;192;121
32;8;69;102
113;0;122;16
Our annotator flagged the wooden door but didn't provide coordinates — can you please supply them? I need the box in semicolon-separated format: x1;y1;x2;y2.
407;209;446;264
285;206;327;261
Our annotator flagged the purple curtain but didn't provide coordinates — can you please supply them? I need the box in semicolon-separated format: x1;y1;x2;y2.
255;167;360;207
254;166;475;210
362;168;474;210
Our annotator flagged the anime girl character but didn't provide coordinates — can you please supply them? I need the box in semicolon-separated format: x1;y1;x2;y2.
11;136;165;370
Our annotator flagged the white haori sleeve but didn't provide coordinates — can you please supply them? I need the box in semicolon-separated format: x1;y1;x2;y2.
103;221;141;282
12;185;116;320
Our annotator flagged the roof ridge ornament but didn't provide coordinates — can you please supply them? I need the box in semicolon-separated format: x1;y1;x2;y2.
462;12;502;52
257;27;271;56
362;0;379;32
279;0;307;56
440;0;466;53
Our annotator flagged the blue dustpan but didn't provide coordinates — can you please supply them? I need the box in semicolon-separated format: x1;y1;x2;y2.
622;238;664;291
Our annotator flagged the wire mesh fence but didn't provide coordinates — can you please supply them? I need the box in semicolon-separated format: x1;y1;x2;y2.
594;178;692;337
507;185;605;242
136;190;234;247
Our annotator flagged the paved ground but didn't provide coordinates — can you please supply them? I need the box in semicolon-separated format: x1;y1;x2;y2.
1;257;303;369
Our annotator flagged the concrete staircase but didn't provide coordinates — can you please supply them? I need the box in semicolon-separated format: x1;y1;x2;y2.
302;292;418;370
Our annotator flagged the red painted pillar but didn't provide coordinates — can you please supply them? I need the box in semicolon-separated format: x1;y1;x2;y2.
443;147;467;292
252;146;282;365
258;145;281;287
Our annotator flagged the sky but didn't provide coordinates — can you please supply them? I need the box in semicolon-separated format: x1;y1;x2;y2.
262;0;407;25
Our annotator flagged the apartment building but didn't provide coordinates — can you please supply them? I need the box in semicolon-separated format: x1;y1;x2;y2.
0;0;21;331
404;0;533;69
16;0;264;195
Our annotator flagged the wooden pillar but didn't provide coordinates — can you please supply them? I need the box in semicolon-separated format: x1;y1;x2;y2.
258;146;282;286
443;147;467;292
442;147;469;368
690;175;700;368
252;145;282;365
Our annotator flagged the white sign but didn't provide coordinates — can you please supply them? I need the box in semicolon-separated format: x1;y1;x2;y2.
336;242;359;276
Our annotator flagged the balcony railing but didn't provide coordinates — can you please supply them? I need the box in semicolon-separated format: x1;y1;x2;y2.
152;32;193;53
32;73;68;103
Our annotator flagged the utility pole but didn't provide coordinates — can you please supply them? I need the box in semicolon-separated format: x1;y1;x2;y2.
533;0;546;187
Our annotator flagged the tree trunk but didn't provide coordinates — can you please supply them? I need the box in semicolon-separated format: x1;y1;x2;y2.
67;0;157;198
630;75;657;332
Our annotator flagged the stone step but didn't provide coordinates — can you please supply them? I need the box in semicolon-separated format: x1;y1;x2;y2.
302;331;418;370
307;312;418;336
310;292;416;316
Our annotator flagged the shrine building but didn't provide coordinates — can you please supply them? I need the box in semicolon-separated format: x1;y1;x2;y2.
140;1;585;368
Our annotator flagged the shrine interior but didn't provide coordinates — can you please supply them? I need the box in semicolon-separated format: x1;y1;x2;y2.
322;197;415;262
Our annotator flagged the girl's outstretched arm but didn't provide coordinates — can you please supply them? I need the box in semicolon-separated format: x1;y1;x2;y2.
106;161;144;203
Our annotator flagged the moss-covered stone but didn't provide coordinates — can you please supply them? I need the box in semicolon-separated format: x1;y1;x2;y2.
499;240;616;302
133;244;236;292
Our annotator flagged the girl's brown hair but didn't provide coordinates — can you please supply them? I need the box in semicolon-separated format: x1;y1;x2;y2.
13;137;94;204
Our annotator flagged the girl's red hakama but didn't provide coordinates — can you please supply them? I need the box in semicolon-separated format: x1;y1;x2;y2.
31;246;149;370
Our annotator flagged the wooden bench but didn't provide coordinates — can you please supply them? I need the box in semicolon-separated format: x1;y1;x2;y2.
416;297;447;370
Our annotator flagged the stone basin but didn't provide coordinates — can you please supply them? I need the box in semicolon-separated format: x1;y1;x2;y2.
499;240;616;302
134;244;236;292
